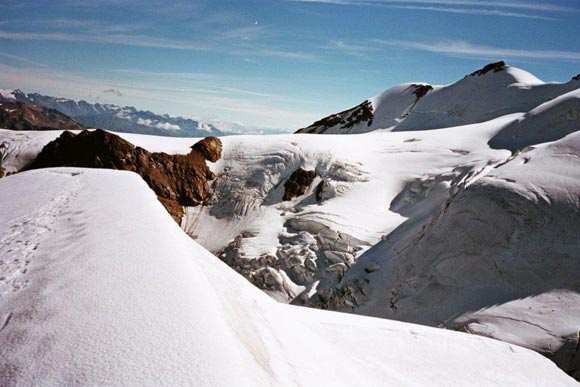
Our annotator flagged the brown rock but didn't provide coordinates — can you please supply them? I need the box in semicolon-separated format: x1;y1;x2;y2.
283;168;317;201
191;136;222;162
27;129;221;222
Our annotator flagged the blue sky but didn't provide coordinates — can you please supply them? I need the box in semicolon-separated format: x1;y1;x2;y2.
0;0;579;130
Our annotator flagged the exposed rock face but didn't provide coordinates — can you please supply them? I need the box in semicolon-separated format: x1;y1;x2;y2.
296;83;434;135
0;141;6;178
296;100;374;134
0;101;85;131
27;129;221;221
190;136;222;162
467;61;506;77
412;84;433;99
283;168;317;201
398;84;434;119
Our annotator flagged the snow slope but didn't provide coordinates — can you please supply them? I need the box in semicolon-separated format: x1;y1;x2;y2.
1;168;574;386
489;88;580;150
315;132;580;377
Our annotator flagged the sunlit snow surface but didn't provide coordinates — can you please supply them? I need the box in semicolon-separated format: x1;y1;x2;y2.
0;168;575;386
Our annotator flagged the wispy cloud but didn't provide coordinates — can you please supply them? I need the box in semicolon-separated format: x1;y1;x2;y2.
4;18;148;33
290;0;577;12
289;0;578;19
324;40;379;57
252;48;319;61
216;25;273;41
384;5;556;19
374;39;580;61
110;69;288;99
0;52;48;67
0;31;211;51
0;28;319;62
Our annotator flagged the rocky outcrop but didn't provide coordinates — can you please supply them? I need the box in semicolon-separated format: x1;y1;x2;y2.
190;136;223;162
412;84;433;99
283;168;317;201
467;61;507;77
27;129;221;221
0;141;6;178
296;100;374;134
0;101;85;131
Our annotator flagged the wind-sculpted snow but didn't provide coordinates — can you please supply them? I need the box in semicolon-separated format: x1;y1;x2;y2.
2;168;575;386
489;88;580;151
312;132;580;378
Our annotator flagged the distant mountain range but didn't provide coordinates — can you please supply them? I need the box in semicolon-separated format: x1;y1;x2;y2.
0;99;87;132
0;89;282;136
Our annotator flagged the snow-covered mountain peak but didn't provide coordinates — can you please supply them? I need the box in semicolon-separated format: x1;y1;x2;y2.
462;61;540;84
299;62;579;135
0;89;16;101
460;61;543;87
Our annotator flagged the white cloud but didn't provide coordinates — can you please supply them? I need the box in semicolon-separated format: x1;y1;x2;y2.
0;31;211;51
0;52;48;67
373;39;580;61
289;0;578;19
136;118;153;126
383;5;556;19
155;122;181;131
0;30;319;62
325;40;379;57
290;0;577;13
